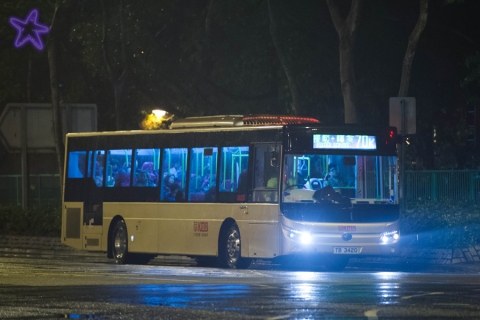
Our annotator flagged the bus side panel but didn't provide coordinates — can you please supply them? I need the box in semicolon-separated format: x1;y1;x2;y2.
238;204;280;259
124;218;159;254
245;223;279;258
101;202;281;258
62;202;83;250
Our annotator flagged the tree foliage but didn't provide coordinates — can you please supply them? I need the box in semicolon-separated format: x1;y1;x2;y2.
0;0;478;170
401;200;480;248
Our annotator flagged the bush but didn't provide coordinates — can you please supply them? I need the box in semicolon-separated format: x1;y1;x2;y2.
0;205;61;237
401;200;480;248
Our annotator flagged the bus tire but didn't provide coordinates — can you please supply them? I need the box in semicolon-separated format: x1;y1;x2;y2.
218;223;251;269
111;219;129;264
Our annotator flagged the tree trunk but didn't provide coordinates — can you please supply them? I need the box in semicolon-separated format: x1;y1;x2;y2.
339;33;357;123
267;0;302;115
326;0;363;124
27;49;33;103
101;0;129;130
47;0;65;193
398;0;429;97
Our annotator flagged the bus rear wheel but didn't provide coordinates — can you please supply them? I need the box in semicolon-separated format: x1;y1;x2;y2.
111;220;128;264
219;223;251;269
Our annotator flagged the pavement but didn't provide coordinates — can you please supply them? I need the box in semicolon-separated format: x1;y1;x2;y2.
0;235;479;273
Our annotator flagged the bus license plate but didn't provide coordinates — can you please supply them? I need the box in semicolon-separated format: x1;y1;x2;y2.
333;247;360;254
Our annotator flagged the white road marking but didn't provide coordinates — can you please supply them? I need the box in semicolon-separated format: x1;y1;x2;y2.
364;309;379;320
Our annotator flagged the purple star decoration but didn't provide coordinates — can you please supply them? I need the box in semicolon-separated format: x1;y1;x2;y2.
9;8;49;51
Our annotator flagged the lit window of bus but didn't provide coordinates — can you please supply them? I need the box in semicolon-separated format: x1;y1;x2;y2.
67;151;87;178
218;146;249;202
188;147;218;202
106;149;132;187
253;144;280;203
133;149;160;187
161;148;187;201
87;150;105;187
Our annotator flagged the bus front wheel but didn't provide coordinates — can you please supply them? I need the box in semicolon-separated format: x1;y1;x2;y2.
219;223;251;269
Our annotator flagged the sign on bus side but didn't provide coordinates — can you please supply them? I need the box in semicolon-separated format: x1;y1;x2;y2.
194;222;209;237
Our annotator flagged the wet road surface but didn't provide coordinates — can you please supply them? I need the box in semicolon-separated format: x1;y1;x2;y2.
0;256;479;319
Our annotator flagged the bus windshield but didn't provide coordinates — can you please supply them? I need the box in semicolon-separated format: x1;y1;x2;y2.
282;153;397;204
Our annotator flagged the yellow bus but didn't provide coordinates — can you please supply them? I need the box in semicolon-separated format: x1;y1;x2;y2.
62;115;400;270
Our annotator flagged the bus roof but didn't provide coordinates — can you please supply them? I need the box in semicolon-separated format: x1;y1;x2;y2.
65;115;321;137
169;114;320;129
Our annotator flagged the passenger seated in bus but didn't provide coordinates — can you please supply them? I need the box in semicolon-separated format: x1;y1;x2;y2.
114;171;131;187
175;188;185;201
166;183;180;201
170;161;182;179
94;162;103;187
136;170;156;187
141;162;157;183
204;185;216;202
325;164;346;187
163;174;177;199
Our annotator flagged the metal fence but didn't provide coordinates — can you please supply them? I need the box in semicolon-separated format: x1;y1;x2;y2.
405;170;480;203
0;174;61;206
1;171;480;206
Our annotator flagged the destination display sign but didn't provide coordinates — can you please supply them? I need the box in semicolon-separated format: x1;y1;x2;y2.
313;134;377;150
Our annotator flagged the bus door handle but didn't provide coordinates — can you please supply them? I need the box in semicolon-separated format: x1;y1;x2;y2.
239;205;248;214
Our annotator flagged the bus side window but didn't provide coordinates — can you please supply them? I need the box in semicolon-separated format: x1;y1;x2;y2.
253;144;280;203
90;150;105;187
134;149;160;187
161;148;187;201
188;147;218;202
218;146;249;202
105;149;133;187
67;151;87;178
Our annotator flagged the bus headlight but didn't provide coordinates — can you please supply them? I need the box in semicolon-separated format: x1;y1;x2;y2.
380;230;400;244
300;232;312;245
283;225;313;245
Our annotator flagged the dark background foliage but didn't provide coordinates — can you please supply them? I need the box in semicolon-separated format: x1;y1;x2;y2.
0;205;61;237
401;200;480;248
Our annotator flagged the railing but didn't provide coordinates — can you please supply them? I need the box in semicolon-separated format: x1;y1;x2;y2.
0;174;61;206
405;170;480;203
2;171;480;206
